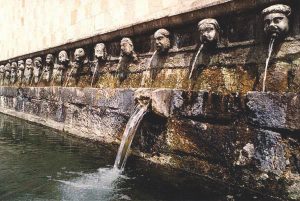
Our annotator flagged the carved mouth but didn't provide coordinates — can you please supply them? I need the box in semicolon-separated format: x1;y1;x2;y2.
268;26;280;34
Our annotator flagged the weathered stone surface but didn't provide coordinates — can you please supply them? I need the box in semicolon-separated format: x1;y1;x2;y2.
247;91;300;131
257;62;291;92
0;86;299;200
254;129;286;176
151;89;173;117
151;89;247;121
290;66;300;93
170;90;205;117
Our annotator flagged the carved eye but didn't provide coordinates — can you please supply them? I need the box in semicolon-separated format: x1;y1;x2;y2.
273;17;283;24
157;36;164;40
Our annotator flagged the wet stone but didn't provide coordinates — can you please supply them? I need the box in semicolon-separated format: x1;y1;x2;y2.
247;91;300;131
254;129;286;176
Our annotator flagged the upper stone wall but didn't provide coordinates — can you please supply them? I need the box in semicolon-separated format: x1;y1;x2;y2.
0;0;220;60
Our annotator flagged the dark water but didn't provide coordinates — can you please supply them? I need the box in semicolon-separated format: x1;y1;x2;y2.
0;113;264;201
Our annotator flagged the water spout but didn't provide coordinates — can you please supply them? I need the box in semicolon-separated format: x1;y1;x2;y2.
148;50;157;79
114;103;149;171
189;44;204;80
262;36;276;92
22;100;25;112
91;64;97;87
64;66;75;87
149;51;157;68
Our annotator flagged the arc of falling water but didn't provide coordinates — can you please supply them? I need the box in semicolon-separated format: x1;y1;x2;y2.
114;102;149;171
91;63;98;87
189;44;204;80
148;50;157;80
64;65;75;87
262;36;276;92
141;50;157;86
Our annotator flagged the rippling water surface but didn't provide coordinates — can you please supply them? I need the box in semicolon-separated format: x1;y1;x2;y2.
0;113;260;201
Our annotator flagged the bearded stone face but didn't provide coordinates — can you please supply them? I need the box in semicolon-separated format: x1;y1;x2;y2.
94;43;107;60
46;54;54;65
263;13;289;38
199;23;219;44
120;39;134;56
58;50;69;64
154;29;171;53
18;60;25;71
11;62;17;74
0;65;5;73
262;4;291;38
4;63;11;79
74;48;85;62
34;57;42;68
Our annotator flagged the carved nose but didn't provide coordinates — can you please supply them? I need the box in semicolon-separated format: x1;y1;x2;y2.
269;21;276;27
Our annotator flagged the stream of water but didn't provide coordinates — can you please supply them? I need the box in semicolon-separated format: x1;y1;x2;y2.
114;104;149;170
189;44;204;79
262;37;276;92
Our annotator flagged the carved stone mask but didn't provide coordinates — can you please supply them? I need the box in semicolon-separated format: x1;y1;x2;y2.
262;4;291;38
46;54;54;65
120;38;134;56
58;50;69;64
11;62;17;73
95;43;107;60
154;28;171;53
4;63;10;73
74;48;85;62
198;18;220;45
34;57;42;68
18;60;25;71
0;65;4;73
25;59;33;69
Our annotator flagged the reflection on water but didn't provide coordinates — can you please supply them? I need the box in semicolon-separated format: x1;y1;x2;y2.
0;113;264;201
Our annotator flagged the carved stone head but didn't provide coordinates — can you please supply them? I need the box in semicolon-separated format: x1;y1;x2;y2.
58;50;69;64
45;54;54;65
18;60;25;71
198;18;220;45
11;62;17;73
34;57;42;69
120;38;134;56
74;48;86;62
10;62;17;83
154;28;171;54
262;4;291;38
94;43;107;60
25;59;33;72
0;65;4;73
4;63;11;74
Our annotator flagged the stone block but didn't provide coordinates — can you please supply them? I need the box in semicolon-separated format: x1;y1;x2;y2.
163;118;257;167
257;62;291;92
290;66;300;92
151;89;246;121
170;90;205;117
247;91;300;131
151;89;173;117
254;129;286;176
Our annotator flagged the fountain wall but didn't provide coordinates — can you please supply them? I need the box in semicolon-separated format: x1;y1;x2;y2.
0;0;300;200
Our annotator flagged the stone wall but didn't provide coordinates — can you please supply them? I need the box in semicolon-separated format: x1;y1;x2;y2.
0;86;299;200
